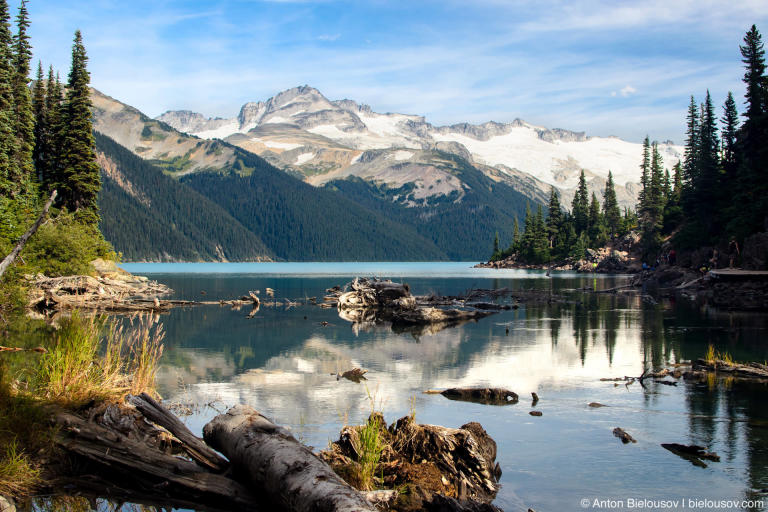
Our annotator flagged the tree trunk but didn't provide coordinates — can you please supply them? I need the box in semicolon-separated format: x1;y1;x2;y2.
0;190;57;279
203;405;377;512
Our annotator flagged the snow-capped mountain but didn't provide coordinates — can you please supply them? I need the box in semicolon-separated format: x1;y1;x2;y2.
158;85;683;207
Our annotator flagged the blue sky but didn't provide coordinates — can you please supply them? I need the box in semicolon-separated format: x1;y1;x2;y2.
23;0;768;143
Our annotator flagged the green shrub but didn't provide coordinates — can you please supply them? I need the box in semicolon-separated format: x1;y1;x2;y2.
22;211;115;276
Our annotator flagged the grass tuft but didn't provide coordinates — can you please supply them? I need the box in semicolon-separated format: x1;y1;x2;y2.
0;441;40;497
353;415;384;491
37;312;164;404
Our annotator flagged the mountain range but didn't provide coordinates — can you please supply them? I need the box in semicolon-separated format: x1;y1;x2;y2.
91;86;682;262
157;85;683;208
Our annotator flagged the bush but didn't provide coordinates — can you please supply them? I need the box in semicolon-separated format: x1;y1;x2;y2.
22;211;115;276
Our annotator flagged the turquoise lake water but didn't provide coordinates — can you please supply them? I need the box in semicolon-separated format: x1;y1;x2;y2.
117;262;768;512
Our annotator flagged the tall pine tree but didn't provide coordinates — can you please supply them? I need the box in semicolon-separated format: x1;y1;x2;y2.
0;0;17;197
59;30;101;221
602;171;620;238
11;0;33;192
571;170;589;234
31;60;45;182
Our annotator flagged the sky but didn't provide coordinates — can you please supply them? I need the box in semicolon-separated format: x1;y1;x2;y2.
23;0;768;143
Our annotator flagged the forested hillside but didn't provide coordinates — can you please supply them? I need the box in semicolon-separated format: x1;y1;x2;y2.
95;132;272;261
325;153;532;260
180;147;448;261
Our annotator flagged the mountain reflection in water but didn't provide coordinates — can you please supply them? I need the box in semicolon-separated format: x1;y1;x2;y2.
120;265;768;512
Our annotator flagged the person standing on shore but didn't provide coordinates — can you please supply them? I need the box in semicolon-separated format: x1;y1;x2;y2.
729;239;740;268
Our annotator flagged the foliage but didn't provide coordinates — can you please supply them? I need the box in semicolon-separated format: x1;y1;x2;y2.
652;25;768;255
21;210;113;276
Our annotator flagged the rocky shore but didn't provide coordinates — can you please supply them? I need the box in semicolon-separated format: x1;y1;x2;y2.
475;233;641;274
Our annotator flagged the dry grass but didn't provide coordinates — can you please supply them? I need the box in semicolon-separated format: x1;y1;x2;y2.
37;312;164;404
0;441;40;497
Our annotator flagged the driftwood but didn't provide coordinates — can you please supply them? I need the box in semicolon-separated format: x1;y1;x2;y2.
0;190;57;279
127;393;228;471
613;428;636;444
662;443;720;467
336;368;368;383
203;405;377;512
690;358;768;380
53;407;258;511
321;414;501;510
440;388;519;405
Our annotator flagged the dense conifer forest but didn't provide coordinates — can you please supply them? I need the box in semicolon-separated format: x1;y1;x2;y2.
0;0;111;283
95;132;273;262
180;149;448;261
491;24;768;266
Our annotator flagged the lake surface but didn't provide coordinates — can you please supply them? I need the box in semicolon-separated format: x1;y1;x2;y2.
121;262;768;512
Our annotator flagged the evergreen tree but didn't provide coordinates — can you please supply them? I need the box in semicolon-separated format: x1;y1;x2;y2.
587;192;605;245
59;30;101;220
696;91;720;237
571;170;589;233
736;25;767;234
638;136;650;210
682;96;699;210
0;0;17;196
11;0;33;191
42;67;63;192
31;60;45;182
512;216;519;248
602;171;621;237
721;91;739;175
546;186;562;247
492;231;499;256
671;161;682;203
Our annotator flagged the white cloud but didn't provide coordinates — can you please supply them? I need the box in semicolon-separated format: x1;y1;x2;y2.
317;33;340;41
620;85;637;97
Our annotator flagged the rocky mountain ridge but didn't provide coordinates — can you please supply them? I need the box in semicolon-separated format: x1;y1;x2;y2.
157;85;682;207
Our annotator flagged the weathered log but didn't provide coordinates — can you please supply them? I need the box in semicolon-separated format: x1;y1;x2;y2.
662;443;720;461
0;190;56;279
127;393;229;471
53;409;258;511
203;405;377;512
612;428;636;444
440;388;518;405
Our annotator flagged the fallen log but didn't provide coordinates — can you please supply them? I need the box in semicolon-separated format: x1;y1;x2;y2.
53;408;258;511
440;388;518;405
661;443;720;467
203;405;377;512
127;393;228;471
